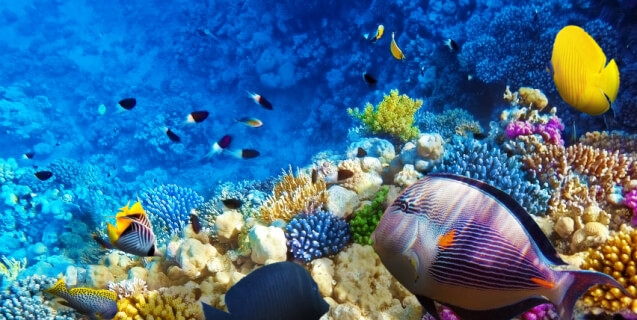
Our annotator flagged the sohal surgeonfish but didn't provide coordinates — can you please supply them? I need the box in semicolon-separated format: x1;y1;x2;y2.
45;278;118;320
107;201;160;257
202;261;329;320
550;25;620;115
372;174;630;320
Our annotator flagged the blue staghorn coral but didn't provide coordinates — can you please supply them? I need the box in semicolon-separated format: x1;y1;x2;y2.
431;137;551;215
141;184;204;243
285;211;350;262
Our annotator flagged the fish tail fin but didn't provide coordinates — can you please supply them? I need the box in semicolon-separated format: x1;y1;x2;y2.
201;302;232;320
45;278;68;297
204;143;221;159
552;270;629;320
599;58;620;103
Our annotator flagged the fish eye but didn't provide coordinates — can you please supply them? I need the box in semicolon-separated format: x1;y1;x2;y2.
396;200;409;212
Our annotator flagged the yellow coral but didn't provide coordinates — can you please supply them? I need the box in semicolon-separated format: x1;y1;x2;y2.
115;288;203;320
581;225;637;313
503;86;548;111
348;89;422;142
0;256;27;282
259;166;328;223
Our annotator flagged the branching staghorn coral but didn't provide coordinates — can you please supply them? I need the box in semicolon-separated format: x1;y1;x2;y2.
259;166;328;224
348;89;423;142
579;131;637;161
581;225;637;314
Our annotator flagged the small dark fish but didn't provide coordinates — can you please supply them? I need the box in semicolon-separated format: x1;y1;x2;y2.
222;199;243;209
218;135;232;149
356;147;367;157
473;131;489;140
205;135;232;159
165;128;181;142
34;171;53;181
202;261;329;320
363;73;377;85
24;203;33;210
187;111;210;123
247;91;273;110
118;98;136;110
93;233;114;250
444;39;459;52
190;214;202;233
229;149;260;159
23;152;35;159
337;169;354;181
311;168;318;184
534;9;539;22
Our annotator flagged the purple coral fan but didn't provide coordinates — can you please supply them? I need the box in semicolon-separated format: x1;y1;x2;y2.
506;117;564;145
285;211;350;262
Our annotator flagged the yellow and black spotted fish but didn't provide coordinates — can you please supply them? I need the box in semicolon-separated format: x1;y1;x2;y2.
372;174;630;320
45;278;117;320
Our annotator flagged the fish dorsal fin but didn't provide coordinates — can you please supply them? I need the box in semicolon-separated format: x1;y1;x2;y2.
428;173;567;266
45;278;68;296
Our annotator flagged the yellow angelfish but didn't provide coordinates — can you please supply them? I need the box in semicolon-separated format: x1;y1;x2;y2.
391;32;405;60
551;25;620;115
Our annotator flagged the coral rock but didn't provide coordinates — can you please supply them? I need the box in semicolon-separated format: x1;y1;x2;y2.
248;225;287;264
554;216;575;239
417;133;444;160
570;222;609;252
310;258;335;297
327;185;360;219
394;164;423;188
215;210;244;243
177;238;219;279
86;265;114;289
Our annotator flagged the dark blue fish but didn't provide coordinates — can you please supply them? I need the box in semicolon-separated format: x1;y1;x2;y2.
202;261;329;320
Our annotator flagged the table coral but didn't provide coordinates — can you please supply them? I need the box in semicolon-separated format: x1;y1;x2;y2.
348;89;423;142
581;225;637;314
141;184;204;243
286;211;350;262
349;186;389;245
259;166;327;223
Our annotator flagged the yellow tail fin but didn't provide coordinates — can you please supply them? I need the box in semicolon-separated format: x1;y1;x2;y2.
45;278;68;296
599;58;620;103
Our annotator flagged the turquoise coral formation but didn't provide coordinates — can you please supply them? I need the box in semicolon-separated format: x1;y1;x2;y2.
141;184;204;242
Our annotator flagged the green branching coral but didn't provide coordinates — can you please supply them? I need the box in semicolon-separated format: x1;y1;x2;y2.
349;186;389;245
348;89;423;142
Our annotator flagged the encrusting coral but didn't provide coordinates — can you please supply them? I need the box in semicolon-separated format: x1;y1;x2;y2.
581;225;637;314
348;89;423;142
114;286;204;320
259;166;328;224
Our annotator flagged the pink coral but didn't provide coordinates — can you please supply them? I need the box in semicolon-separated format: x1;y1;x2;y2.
506;117;564;145
521;303;557;320
625;189;637;225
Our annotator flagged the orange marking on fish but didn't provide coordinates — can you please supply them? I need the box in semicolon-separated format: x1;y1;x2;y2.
530;277;554;289
438;229;456;249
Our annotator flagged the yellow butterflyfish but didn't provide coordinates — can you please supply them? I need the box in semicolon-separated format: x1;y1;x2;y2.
391;32;405;60
551;25;620;115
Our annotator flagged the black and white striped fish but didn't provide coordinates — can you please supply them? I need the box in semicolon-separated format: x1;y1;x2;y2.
372;173;629;320
106;201;160;257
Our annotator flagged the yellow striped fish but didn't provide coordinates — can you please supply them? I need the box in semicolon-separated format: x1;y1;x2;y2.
372;174;629;320
551;25;620;115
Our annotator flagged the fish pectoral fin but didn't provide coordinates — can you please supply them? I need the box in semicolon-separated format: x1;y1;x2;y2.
416;295;440;320
202;302;232;320
530;277;555;289
442;297;549;320
437;229;456;249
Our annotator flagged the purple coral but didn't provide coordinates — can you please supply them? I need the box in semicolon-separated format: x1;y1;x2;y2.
625;189;637;225
506;117;564;145
521;303;558;320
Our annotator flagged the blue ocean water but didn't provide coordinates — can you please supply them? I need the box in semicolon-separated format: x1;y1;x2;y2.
1;0;637;319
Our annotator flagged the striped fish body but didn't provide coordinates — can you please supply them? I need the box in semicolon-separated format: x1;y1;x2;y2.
372;174;628;320
107;201;159;257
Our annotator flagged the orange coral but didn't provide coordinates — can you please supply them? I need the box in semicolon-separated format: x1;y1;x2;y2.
566;144;637;196
579;131;637;159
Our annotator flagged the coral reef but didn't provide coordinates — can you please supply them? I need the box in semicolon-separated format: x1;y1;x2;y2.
431;137;551;215
1;275;75;319
416;108;483;141
349;186;389;245
114;287;204;320
141;184;204;243
581;225;637;313
259;166;328;224
348;89;423;142
285;211;350;262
